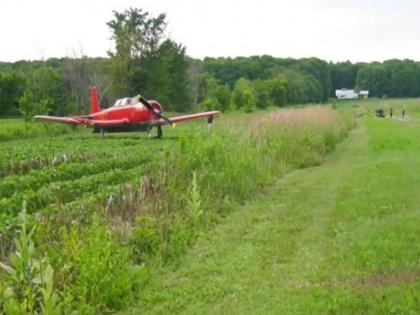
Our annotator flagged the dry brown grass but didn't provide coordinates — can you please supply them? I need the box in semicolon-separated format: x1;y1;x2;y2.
244;106;352;142
256;106;343;129
327;270;420;293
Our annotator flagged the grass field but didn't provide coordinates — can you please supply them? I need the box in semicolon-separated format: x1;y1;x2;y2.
131;116;420;314
1;99;419;314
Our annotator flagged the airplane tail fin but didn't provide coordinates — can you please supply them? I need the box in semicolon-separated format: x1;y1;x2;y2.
90;87;101;114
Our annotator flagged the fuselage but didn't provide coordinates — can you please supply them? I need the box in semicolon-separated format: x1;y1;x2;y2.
90;99;163;131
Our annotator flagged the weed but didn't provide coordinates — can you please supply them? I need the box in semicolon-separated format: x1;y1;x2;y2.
0;203;60;314
187;171;203;228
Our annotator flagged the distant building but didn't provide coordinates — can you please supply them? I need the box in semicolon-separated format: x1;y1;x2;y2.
335;89;358;99
359;90;369;98
335;89;369;100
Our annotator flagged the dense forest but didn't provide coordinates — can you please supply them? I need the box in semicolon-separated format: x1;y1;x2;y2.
1;8;420;117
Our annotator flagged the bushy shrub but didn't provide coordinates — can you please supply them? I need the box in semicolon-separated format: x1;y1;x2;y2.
60;219;140;313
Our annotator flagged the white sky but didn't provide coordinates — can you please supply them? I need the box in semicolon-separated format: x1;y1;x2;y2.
1;0;419;62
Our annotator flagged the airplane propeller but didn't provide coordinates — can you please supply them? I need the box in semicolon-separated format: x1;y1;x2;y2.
137;95;173;126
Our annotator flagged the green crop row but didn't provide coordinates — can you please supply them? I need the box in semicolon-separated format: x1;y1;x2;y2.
0;137;168;177
0;134;156;162
0;154;151;199
0;165;146;232
0;134;144;164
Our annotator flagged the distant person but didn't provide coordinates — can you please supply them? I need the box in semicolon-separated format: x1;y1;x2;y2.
390;108;393;118
402;109;406;119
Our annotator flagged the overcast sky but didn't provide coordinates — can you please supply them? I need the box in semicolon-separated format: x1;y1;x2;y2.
1;0;419;63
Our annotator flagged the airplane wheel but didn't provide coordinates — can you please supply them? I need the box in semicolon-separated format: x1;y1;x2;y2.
157;125;163;139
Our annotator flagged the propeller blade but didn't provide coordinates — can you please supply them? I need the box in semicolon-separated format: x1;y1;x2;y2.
137;95;173;125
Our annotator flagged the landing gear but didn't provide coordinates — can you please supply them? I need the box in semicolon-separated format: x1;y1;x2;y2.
207;116;214;134
100;128;104;138
157;125;163;139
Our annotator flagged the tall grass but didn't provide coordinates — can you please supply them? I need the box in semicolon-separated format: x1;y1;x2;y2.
0;119;83;142
0;107;355;313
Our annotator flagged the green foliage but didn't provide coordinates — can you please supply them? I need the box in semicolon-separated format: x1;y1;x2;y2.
140;39;192;111
203;56;329;104
330;61;358;95
19;91;50;122
0;164;145;217
198;74;231;111
241;90;257;113
61;221;139;312
356;63;389;97
3;51;420;119
107;8;166;60
4;46;420;119
293;57;331;102
187;171;203;227
130;217;162;264
0;71;25;116
385;60;420;97
0;205;60;314
232;78;256;111
253;78;287;108
107;8;191;110
18;66;67;120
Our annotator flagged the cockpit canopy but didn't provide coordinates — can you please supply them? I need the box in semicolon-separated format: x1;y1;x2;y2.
113;97;138;107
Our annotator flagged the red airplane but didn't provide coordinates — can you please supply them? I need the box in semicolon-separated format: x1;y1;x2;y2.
34;87;220;138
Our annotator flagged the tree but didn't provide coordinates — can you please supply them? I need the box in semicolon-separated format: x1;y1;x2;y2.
33;67;64;114
330;61;358;95
241;90;257;113
107;8;167;97
232;78;255;111
142;40;191;111
293;58;331;102
0;71;25;116
253;78;287;108
384;60;420;97
19;91;50;122
61;54;109;115
187;58;203;109
107;8;191;111
18;67;63;120
253;79;272;109
356;64;389;97
198;74;231;112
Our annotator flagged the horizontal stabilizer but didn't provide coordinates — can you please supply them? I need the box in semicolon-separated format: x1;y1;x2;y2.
33;115;80;126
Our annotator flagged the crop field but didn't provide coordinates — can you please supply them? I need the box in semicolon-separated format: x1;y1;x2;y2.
0;99;419;314
0;105;355;313
0;118;82;142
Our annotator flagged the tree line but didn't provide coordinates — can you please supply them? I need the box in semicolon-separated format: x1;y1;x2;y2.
1;8;420;117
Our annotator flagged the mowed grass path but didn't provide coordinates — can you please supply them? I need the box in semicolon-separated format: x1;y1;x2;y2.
131;117;420;314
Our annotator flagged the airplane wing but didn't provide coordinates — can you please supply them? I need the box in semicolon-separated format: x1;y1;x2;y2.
90;119;129;127
156;111;220;126
34;116;129;127
33;115;81;126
